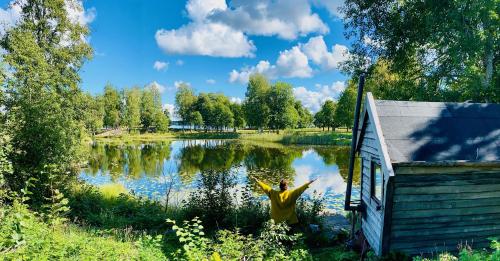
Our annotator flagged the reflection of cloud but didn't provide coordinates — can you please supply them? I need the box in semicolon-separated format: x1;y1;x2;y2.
293;164;345;196
301;149;315;158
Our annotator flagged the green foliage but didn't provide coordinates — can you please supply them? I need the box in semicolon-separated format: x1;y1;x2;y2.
67;184;172;231
245;74;271;129
230;103;246;130
0;0;93;202
334;84;357;129
314;100;338;130
124;87;142;131
42;189;70;226
295;101;313;128
343;0;499;102
103;84;122;128
0;199;168;260
141;85;168;132
175;83;197;127
268;82;299;131
168;217;312;261
78;92;105;135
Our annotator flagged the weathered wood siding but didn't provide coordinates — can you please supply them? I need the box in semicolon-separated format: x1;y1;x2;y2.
390;165;500;255
360;118;385;255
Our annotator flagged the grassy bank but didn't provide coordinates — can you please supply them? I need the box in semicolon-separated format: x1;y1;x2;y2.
95;128;352;146
2;182;499;260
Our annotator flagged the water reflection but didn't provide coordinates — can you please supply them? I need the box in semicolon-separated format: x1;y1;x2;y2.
81;140;360;212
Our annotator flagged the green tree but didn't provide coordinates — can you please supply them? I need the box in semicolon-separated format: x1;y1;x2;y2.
175;84;197;130
194;93;215;131
0;0;92;199
141;85;168;132
294;101;313;128
267;82;298;132
123;87;142;132
343;0;499;102
230;103;246;131
334;85;357;131
103;84;121;128
320;100;337;131
244;74;271;130
213;102;234;131
314;110;326;130
78;93;104;135
191;111;204;130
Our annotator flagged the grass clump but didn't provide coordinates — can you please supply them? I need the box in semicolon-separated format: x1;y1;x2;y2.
0;200;167;260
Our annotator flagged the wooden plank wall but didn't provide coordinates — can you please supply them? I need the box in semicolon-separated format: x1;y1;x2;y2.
390;166;500;255
360;118;384;255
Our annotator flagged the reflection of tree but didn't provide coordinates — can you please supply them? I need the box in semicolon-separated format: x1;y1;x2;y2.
177;142;248;183
138;141;172;178
126;145;142;178
85;141;172;180
106;145;126;181
314;146;361;184
87;143;107;175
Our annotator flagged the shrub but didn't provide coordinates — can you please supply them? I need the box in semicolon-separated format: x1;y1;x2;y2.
168;217;312;261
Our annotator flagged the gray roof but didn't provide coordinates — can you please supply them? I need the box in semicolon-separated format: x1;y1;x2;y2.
374;100;500;163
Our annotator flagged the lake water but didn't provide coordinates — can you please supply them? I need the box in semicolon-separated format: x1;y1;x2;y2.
79;140;360;212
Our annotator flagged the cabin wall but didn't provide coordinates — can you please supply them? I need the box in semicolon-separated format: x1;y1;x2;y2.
390;165;500;255
359;118;390;255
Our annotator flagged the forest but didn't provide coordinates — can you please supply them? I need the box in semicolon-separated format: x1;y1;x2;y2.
0;0;498;260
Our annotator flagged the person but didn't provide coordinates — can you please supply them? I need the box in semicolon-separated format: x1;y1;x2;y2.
252;177;316;225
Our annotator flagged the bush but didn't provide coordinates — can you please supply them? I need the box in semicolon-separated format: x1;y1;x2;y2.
168;217;312;261
0;200;167;260
67;184;173;231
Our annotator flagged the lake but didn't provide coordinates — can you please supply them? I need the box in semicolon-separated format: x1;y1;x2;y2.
80;140;360;212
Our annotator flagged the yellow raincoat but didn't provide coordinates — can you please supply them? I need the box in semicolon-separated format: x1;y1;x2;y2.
256;180;310;225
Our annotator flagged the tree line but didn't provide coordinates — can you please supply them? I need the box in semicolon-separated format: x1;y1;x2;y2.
175;74;357;132
82;84;170;134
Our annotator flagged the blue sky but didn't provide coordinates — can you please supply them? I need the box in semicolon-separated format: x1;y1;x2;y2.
0;0;350;113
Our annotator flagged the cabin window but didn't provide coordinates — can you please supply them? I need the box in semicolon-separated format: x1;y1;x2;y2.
370;162;383;204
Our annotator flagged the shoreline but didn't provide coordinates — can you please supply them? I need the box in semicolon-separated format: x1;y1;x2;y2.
92;129;352;146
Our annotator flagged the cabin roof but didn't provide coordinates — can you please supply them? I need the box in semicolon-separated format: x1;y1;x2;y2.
358;95;500;164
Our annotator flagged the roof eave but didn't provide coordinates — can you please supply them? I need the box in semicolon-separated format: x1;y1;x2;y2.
393;160;500;167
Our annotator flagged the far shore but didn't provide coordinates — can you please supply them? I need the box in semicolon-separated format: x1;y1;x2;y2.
92;128;352;146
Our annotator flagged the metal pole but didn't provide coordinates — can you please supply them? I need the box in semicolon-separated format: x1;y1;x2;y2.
345;74;365;211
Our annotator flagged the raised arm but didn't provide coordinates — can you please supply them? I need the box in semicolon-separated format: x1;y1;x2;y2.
253;177;272;196
291;179;316;201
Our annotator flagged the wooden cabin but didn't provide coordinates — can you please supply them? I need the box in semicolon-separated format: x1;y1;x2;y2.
354;92;500;256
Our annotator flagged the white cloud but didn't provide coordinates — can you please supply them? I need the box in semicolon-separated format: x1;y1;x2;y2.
293;81;346;112
65;0;96;26
228;46;312;84
208;0;328;40
276;46;313;78
0;2;21;35
155;0;329;57
148;81;166;93
206;79;216;84
229;36;349;84
163;104;179;121
176;59;184;66
229;60;273;84
155;22;255;58
153;61;168;71
0;0;95;35
229;97;243;104
301;36;349;70
311;0;345;18
174;81;191;88
186;0;227;21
